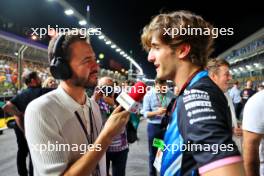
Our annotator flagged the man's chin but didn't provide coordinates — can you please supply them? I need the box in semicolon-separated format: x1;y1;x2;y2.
157;72;172;81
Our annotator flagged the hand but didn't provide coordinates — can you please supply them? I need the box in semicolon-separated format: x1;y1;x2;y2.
103;96;115;107
156;107;167;116
233;127;243;137
101;106;130;138
92;88;103;102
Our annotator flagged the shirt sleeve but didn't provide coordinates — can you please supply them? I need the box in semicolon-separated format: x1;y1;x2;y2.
242;92;264;134
182;88;241;174
10;94;21;111
25;100;69;175
142;92;151;118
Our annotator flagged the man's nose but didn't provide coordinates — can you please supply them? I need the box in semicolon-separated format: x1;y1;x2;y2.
147;50;155;62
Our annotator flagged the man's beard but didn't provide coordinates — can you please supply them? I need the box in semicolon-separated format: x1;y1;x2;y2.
71;75;97;89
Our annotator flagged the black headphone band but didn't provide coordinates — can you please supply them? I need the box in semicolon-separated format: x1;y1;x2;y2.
52;35;65;61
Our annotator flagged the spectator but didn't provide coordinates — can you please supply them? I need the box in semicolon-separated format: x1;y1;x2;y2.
207;58;242;152
142;78;174;176
229;81;242;119
243;90;264;176
42;76;57;88
3;71;53;176
95;76;129;176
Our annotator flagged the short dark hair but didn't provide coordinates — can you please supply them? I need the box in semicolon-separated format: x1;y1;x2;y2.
48;33;87;63
155;78;167;84
23;71;38;85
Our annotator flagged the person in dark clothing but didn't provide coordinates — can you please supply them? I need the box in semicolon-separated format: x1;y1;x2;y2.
240;80;256;119
3;71;53;176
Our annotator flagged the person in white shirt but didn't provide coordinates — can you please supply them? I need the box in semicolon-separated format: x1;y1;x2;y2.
25;33;129;176
243;90;264;176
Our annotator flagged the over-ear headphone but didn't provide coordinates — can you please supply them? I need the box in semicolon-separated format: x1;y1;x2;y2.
49;35;72;80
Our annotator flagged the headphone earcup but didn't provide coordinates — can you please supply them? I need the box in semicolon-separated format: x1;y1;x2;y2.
50;57;72;80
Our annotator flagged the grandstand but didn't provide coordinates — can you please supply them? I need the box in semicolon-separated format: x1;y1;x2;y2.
218;28;264;87
0;30;127;96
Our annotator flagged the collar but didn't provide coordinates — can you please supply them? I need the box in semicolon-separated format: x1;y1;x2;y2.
56;85;90;113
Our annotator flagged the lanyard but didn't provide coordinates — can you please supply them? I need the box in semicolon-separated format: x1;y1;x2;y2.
156;93;167;107
74;99;101;176
171;69;203;113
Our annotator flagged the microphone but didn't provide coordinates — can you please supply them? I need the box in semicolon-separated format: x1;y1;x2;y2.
116;81;147;113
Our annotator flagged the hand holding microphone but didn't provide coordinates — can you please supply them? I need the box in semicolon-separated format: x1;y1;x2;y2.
102;105;130;138
101;81;148;138
116;81;147;113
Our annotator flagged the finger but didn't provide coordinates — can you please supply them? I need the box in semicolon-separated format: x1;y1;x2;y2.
119;110;130;117
111;105;123;114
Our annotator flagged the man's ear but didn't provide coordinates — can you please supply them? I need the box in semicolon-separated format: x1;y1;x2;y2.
177;43;191;60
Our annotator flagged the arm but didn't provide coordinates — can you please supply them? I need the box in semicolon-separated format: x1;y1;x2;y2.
243;130;263;176
183;88;244;175
201;162;244;176
242;91;264;176
3;101;24;131
63;106;129;175
2;101;23;117
25;102;129;176
142;93;166;118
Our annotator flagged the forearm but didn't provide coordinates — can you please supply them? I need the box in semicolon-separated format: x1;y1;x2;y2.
63;131;112;176
3;102;23;117
146;111;158;118
14;115;24;132
243;141;260;176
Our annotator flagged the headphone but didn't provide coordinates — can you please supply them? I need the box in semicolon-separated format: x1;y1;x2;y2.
49;35;72;80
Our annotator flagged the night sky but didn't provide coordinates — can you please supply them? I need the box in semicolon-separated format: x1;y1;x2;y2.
0;0;263;78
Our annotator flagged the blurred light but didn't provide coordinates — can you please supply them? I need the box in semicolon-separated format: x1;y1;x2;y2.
14;52;18;56
86;5;90;12
64;9;74;16
79;20;87;26
239;67;244;71
96;60;100;63
116;48;121;52
120;51;125;55
254;63;261;68
111;44;116;49
246;65;252;70
121;69;125;72
90;28;98;33
99;53;104;59
105;41;111;45
31;35;38;40
124;54;128;57
98;35;105;40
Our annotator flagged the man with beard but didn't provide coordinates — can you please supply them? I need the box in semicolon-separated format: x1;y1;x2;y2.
24;33;129;176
